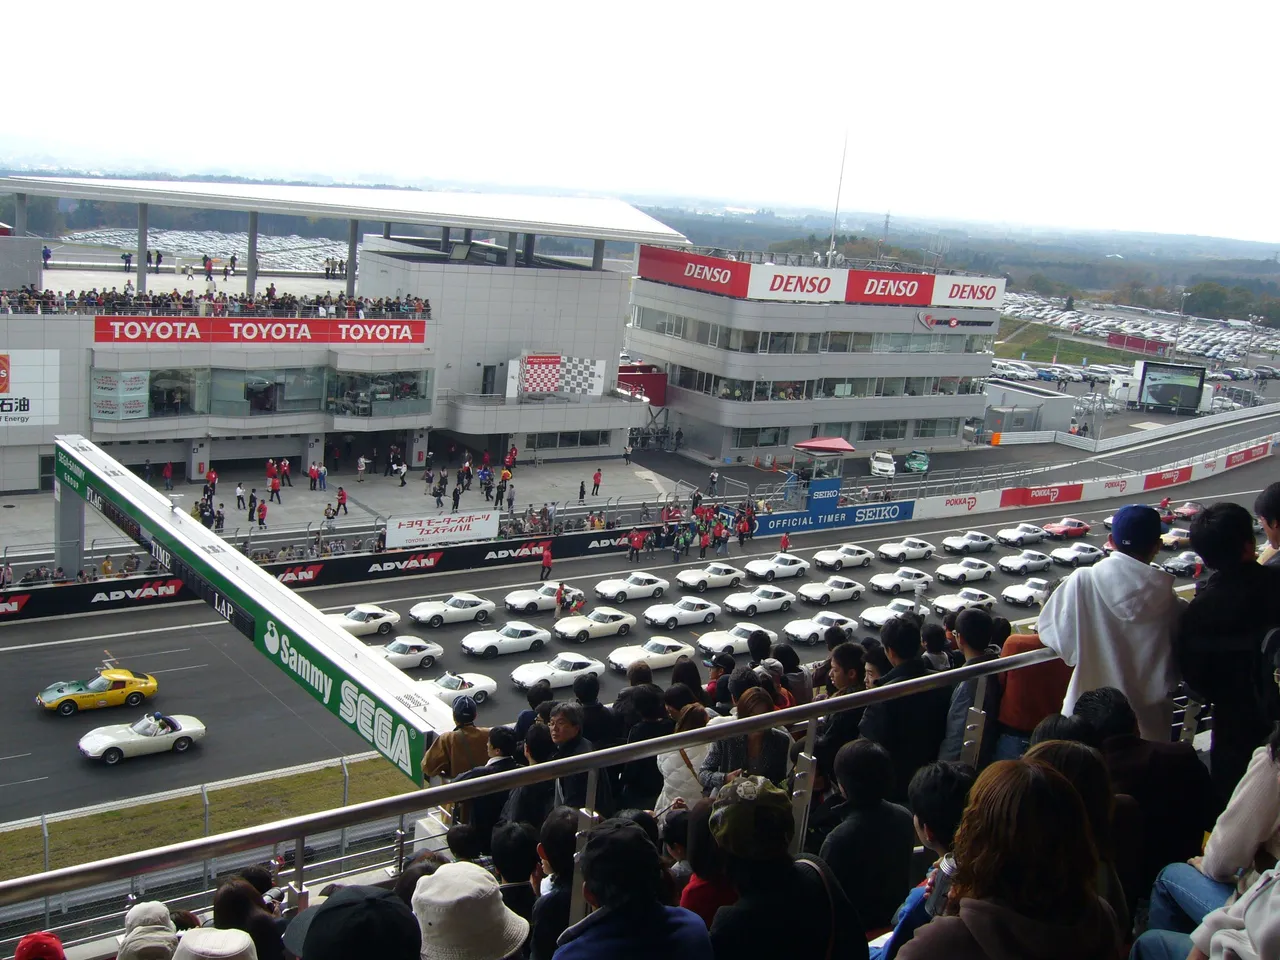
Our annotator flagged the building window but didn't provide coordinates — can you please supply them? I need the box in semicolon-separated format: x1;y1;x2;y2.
770;380;814;401
731;426;791;448
794;333;822;354
813;423;852;440
725;329;759;353
857;420;909;442
765;331;794;354
328;370;432;417
526;430;611;450
823;331;852;353
916;418;961;438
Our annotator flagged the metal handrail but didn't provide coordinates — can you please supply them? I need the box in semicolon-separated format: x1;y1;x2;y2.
0;647;1056;904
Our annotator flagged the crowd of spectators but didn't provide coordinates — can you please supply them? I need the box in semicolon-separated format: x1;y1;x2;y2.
0;285;431;319
15;493;1280;959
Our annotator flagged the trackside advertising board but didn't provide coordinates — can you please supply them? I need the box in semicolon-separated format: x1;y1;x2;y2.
385;512;501;550
53;436;451;784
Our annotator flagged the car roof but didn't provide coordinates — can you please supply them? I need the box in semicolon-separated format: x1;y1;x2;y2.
100;668;145;681
354;603;387;613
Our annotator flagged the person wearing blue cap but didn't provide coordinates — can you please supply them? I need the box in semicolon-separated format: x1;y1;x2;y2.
1038;503;1184;740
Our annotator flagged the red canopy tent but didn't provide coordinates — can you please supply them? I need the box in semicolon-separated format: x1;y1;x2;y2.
792;437;856;456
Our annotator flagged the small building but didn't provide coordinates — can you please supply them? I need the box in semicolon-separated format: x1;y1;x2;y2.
982;378;1076;433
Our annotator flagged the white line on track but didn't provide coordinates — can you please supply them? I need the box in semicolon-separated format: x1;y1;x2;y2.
147;664;209;674
0;753;32;762
0;483;1265;654
0;777;49;789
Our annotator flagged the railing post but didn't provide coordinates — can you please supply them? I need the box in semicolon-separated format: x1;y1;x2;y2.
569;766;601;922
201;784;212;889
41;814;50;930
959;677;989;768
289;835;309;911
788;720;819;857
393;814;407;873
340;758;350;859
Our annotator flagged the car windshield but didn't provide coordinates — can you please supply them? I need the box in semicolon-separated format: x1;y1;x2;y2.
894;569;912;577
549;657;579;671
344;609;367;621
538;585;557;597
445;597;467;608
130;717;158;735
587;610;610;623
962;560;981;568
770;554;788;563
890;600;915;612
840;545;859;555
709;565;730;574
437;674;463;690
643;640;668;654
87;675;112;693
387;641;412;654
1028;580;1047;589
825;577;845;587
626;575;650;585
815;613;841;626
1021;551;1039;558
499;625;525;638
730;625;752;639
961;590;982;600
676;599;700;610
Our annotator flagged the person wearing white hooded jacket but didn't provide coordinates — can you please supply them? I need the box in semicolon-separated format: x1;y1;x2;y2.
655;702;712;811
1038;504;1183;741
117;900;179;960
1131;867;1280;960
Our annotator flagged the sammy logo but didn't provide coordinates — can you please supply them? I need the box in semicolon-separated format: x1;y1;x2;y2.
1104;479;1127;492
944;496;978;511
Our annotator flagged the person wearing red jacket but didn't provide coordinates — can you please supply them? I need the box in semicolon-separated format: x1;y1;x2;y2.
539;546;553;581
280;458;292;487
256;500;267;528
266;459;278;481
737;517;750;549
162;461;174;491
205;467;218;495
780;532;791;553
336;486;348;515
627;528;644;563
699;530;710;560
269;475;282;504
309;462;319;491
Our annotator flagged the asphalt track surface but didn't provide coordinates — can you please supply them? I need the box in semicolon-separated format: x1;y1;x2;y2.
0;461;1273;822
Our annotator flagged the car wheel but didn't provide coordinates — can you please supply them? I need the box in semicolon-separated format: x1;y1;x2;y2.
102;748;124;766
696;580;708;593
531;639;545;652
923;551;932;560
525;603;538;614
983;570;991;580
819;594;830;606
618;623;630;636
474;609;489;623
781;600;791;612
765;570;775;582
1019;565;1029;575
852;591;862;601
615;592;627;603
745;605;757;617
58;700;77;717
862;557;872;567
473;690;488;704
652;587;664;598
125;692;144;707
1072;557;1081;567
377;622;391;635
961;544;970;554
666;618;678;630
419;655;436;669
173;736;193;753
703;613;715;624
891;584;901;595
833;560;843;571
483;646;499;660
730;577;741;587
808;633;820;646
575;631;589;643
429;614;444;628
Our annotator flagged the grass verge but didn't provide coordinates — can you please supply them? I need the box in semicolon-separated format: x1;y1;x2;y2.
995;318;1136;367
0;758;416;882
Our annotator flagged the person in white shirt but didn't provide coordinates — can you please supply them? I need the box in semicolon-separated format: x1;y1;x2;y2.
1038;503;1183;741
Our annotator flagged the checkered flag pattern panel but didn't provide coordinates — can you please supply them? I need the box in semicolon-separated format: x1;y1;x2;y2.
559;356;605;395
521;354;562;393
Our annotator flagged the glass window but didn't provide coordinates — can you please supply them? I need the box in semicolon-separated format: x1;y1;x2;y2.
725;329;759;353
717;377;752;401
274;367;326;413
904;377;928;397
580;430;601;447
936;377;960;396
535;432;559;449
558;431;580;448
859;420;909;442
851;332;873;353
824;331;852;353
878;377;905;397
813;423;852;440
753;379;771;402
730;426;791;448
916;418;960;438
794;333;822;354
211;368;253;416
771;380;814;401
766;331;794;354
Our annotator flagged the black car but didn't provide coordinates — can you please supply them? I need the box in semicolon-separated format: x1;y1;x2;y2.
1161;551;1202;577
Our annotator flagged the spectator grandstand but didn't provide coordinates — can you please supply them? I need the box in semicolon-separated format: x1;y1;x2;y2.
0;284;430;319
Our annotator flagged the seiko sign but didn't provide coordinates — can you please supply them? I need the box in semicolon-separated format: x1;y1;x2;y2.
810;488;839;501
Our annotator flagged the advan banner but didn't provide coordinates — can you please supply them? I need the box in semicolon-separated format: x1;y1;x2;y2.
385;511;501;549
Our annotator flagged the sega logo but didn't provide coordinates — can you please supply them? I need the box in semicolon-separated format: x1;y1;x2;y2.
944;496;978;511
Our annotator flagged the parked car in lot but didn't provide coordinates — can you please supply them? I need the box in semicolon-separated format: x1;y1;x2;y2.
461;622;551;658
643;597;721;629
1161;551;1203;577
941;531;996;554
1043;518;1091;539
593;572;669;602
1173;500;1206;521
997;549;1052;575
607;638;695;672
745;553;809;581
933;588;996;617
1001;578;1051;608
1050;542;1105;567
812;543;875;570
379;637;445;669
676;562;744;593
996;523;1046;546
723;585;796;617
1161;527;1193;549
798;575;864;605
327;604;401;637
504;583;584;614
935;558;995;584
783;611;856;646
876;538;934;562
419;672;497;707
409;593;495;628
510;654;605;690
861;598;922;630
870;566;933;595
552;607;637;642
697;624;777;657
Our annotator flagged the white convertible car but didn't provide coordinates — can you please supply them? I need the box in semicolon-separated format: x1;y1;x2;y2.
594;571;670;602
723;585;796;617
935;558;995;585
379;636;446;669
607;637;696;672
504;583;584;614
860;598;921;630
798;575;865;605
78;713;205;765
408;593;495;628
643;597;721;629
676;562;744;593
941;531;996;554
744;553;810;581
461;622;551;658
783;611;856;646
327;604;402;637
997;549;1052;575
696;623;777;657
996;523;1047;547
510;653;605;690
869;567;933;595
418;671;497;706
933;588;996;616
552;607;637;642
876;538;934;562
1001;578;1051;608
812;543;875;570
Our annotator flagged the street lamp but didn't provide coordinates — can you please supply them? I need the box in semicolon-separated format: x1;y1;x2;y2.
1172;291;1191;363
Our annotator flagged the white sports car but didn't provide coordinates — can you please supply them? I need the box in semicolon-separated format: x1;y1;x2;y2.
744;553;810;581
997;550;1052;575
933;588;996;616
1051;543;1105;567
876;538;934;562
510;653;605;690
935;558;995;585
783;611;856;646
676;562;744;593
418;671;497;706
723;585;797;617
798;576;864;606
504;583;584;614
860;598;922;630
869;567;933;595
461;622;551;659
379;636;446;669
552;607;637;643
607;637;696;672
594;571;670;602
996;523;1047;547
1002;577;1051;608
78;713;205;765
812;543;875;570
941;531;996;554
327;604;402;637
408;593;495;628
644;597;721;629
696;623;777;657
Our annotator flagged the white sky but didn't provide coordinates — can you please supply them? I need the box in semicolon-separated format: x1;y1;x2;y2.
7;1;1277;242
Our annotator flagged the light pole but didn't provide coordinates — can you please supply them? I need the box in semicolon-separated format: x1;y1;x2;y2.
1172;291;1191;362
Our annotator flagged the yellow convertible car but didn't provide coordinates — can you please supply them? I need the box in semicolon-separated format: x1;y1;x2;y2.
37;668;158;716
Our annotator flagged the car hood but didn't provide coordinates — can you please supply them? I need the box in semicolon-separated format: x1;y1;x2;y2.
510;663;554;681
609;646;645;663
646;604;680;615
79;724;134;750
39;681;88;699
783;619;822;632
505;590;542;603
461;631;502;646
596;580;629;591
935;596;970;608
409;601;447;613
1002;585;1033;595
936;563;967;573
862;607;895;621
869;573;900;583
555;617;592;631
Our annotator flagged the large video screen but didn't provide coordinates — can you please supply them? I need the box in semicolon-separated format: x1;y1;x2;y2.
1139;362;1205;412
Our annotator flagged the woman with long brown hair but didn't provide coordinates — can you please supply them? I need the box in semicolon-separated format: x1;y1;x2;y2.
698;687;791;794
899;759;1121;960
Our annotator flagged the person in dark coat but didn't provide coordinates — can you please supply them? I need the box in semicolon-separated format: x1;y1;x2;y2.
938;609;1003;766
549;702;613;815
813;641;866;777
501;723;557;832
452;726;524;853
618;684;676;810
574;672;621;747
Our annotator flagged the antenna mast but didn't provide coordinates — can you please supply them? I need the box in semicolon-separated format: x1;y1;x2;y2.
828;133;848;268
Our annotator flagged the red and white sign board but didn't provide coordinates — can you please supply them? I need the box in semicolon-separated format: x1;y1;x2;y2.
1142;467;1193;491
929;276;1006;308
385;511;500;550
94;316;427;345
1080;477;1135;500
998;483;1084;509
746;264;846;302
1227;443;1270;469
911;490;1002;520
636;246;750;298
846;270;935;306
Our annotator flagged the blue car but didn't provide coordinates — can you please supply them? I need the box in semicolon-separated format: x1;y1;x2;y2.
1036;368;1062;382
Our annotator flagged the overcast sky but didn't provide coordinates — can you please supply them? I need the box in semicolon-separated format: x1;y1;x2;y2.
7;1;1275;242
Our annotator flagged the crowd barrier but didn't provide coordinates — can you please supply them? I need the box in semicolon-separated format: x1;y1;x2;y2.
0;439;1269;624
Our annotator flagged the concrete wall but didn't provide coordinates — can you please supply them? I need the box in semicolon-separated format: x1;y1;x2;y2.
0;237;42;290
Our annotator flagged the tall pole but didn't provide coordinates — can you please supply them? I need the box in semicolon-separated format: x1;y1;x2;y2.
1172;291;1190;363
827;133;848;268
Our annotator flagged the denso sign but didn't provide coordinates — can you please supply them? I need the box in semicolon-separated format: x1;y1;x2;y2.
930;277;1007;308
636;246;750;297
846;271;935;306
746;264;846;302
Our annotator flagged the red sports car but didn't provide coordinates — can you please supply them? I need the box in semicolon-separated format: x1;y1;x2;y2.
1173;501;1205;521
1044;517;1091;539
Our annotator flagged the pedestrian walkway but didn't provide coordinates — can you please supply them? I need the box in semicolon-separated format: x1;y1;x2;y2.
33;267;352;301
0;458;679;561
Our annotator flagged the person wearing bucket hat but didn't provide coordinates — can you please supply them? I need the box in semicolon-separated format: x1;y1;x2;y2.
552;819;712;960
1038;502;1183;741
117;900;179;960
283;885;419;960
707;776;865;959
172;928;257;960
412;861;529;960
